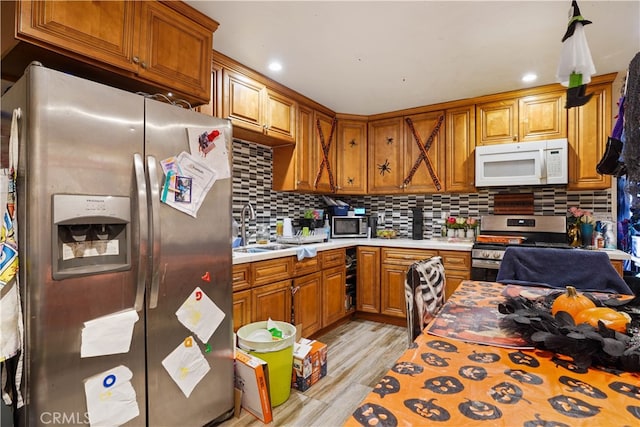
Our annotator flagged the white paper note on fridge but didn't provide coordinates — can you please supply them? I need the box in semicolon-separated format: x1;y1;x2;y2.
81;309;139;358
175;287;225;343
84;365;139;427
162;336;211;398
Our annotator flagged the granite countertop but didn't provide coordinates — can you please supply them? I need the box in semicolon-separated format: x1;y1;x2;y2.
232;238;632;265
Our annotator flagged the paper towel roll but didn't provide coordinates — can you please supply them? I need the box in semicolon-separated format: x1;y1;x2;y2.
283;218;293;237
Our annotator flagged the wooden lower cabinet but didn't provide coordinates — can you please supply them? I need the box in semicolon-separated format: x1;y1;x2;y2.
357;247;470;323
611;260;624;277
252;279;292;324
232;289;251;332
322;265;347;326
439;250;471;299
380;264;409;318
379;248;438;319
292;272;322;337
356;247;381;313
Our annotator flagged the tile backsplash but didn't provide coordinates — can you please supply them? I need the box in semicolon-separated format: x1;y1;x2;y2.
232;140;612;242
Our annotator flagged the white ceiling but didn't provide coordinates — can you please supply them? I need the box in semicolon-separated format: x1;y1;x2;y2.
186;1;640;115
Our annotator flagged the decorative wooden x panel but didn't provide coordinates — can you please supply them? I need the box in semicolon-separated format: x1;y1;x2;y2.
404;115;444;191
314;117;337;191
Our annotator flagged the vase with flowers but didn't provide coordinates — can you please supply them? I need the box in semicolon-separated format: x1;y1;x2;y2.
568;206;595;247
446;216;477;239
466;217;478;239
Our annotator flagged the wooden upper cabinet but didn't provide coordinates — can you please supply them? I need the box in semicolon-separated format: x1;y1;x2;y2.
222;68;265;133
222;68;296;144
476;91;566;145
368;112;445;194
312;110;338;193
403;111;445;193
197;61;223;117
272;103;323;192
294;104;316;191
567;81;612;190
445;105;476;192
264;88;297;142
476;98;518;145
13;0;137;70
518;91;567;142
3;0;217;105
136;1;212;102
368;117;405;194
336;117;367;194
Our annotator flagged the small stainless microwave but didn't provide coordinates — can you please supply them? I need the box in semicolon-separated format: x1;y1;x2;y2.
331;216;368;238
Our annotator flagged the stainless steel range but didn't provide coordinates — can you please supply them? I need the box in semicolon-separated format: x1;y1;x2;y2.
471;215;570;281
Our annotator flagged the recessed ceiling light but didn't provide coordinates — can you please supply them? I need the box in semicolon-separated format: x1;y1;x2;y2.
522;73;537;83
268;61;282;72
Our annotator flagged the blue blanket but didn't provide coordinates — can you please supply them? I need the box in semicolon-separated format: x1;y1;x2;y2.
496;247;633;295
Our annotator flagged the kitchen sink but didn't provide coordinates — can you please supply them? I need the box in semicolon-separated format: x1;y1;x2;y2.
233;243;299;253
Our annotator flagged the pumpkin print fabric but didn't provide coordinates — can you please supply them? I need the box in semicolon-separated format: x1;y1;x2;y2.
345;281;640;426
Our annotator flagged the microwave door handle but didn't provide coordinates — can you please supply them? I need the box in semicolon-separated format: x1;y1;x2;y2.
538;148;546;179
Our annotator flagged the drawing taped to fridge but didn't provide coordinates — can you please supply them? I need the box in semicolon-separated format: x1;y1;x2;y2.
0;63;235;426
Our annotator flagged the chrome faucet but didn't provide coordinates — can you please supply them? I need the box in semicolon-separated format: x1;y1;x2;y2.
240;203;256;246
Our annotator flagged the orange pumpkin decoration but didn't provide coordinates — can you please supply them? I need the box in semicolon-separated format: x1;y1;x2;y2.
551;286;596;318
573;307;631;333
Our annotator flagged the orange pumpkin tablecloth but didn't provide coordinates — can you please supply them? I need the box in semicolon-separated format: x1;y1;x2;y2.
344;281;640;427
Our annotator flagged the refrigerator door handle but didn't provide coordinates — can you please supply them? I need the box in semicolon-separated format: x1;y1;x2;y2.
147;155;162;309
133;153;148;312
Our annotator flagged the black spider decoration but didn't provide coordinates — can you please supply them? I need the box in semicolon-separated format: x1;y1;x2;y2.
347;177;354;185
386;137;394;145
378;159;391;175
349;139;357;147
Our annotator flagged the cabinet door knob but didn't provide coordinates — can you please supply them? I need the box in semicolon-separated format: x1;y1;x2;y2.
512;135;517;141
141;62;148;69
133;56;140;64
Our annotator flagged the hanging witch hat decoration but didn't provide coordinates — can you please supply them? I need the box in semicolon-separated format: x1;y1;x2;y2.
557;0;596;108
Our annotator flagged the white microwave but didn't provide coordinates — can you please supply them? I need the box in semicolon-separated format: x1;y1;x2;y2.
475;139;568;187
331;216;368;238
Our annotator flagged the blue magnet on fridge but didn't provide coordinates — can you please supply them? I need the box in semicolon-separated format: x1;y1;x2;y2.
103;374;116;388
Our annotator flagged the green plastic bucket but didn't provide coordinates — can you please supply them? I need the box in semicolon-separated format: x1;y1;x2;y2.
237;321;296;407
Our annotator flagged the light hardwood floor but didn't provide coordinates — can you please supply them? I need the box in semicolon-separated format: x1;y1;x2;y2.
221;319;407;427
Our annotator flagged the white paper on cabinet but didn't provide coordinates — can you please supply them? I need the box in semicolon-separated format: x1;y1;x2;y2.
175;287;225;343
81;309;139;358
84;365;139;427
161;336;211;398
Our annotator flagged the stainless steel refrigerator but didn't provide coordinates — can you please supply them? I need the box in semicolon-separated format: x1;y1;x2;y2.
1;63;234;426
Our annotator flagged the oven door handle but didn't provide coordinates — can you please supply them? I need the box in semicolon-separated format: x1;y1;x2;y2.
472;259;501;270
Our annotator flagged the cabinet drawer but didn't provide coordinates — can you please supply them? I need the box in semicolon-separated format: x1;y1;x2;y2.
232;264;251;291
381;248;438;266
321;248;346;269
440;250;471;271
251;257;294;287
293;255;320;277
